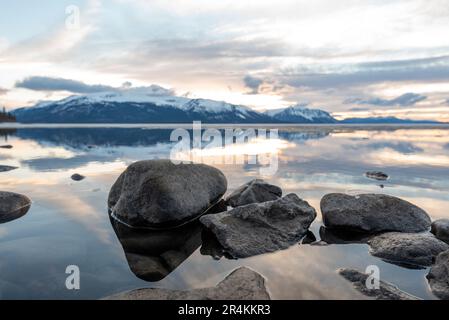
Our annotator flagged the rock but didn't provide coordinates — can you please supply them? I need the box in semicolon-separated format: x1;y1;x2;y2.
427;250;449;300
301;231;317;244
0;191;31;223
225;179;282;207
431;219;449;244
338;268;419;300
365;171;389;181
110;216;202;281
108;160;227;229
368;232;449;268
0;145;13;149
200;193;316;258
0;165;18;172
321;193;431;233
319;226;372;245
71;173;85;181
104;266;270;300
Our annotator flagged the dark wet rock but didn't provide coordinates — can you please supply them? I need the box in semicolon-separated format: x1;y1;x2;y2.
71;173;85;181
0;145;13;149
108;160;227;229
431;219;449;244
200;229;226;260
110;217;202;281
365;171;389;181
200;193;316;258
321;193;431;233
319;226;372;245
104;266;270;300
301;231;317;244
0;165;18;172
225;179;282;207
339;268;419;300
368;232;449;268
427;250;449;300
0;191;31;224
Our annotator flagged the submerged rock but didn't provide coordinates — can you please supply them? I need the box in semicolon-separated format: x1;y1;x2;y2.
0;145;13;149
321;193;431;233
108;160;227;229
71;173;85;181
0;191;31;223
200;193;316;258
365;171;389;181
427;250;449;300
339;268;419;300
225;179;282;207
319;226;372;245
104;266;270;300
0;165;18;172
368;232;449;268
431;219;449;244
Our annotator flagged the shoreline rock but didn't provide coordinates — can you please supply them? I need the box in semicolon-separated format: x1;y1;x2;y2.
0;191;31;224
321;193;431;233
225;179;282;207
368;232;449;268
431;219;449;244
339;268;419;300
427;250;449;300
104;266;270;300
200;193;316;258
108;160;227;229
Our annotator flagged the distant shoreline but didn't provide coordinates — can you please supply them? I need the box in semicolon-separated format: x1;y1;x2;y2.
1;123;449;130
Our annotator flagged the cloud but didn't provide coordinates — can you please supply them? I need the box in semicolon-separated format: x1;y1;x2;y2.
344;93;427;107
243;75;264;94
0;87;8;95
15;76;115;94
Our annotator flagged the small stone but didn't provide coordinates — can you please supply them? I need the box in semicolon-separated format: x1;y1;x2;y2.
365;171;389;181
0;191;31;224
0;165;18;172
71;173;85;181
0;145;13;149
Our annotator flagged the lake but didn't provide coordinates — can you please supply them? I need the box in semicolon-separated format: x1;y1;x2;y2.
0;124;448;299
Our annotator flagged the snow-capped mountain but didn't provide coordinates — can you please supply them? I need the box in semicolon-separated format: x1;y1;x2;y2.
265;104;337;123
12;88;336;124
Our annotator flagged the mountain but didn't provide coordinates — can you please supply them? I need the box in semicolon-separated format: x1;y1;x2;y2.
339;117;441;124
12;88;338;124
265;104;337;123
12;88;278;124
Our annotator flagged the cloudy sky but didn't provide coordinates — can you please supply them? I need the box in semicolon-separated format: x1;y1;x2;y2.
1;0;449;120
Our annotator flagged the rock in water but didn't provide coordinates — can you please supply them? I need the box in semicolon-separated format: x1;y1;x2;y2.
0;145;13;149
431;219;449;244
339;268;419;300
225;179;282;207
368;232;449;268
0;165;18;172
0;191;31;223
71;173;85;181
427;250;449;300
365;171;389;181
104;266;270;300
108;160;227;229
200;193;316;258
321;193;431;233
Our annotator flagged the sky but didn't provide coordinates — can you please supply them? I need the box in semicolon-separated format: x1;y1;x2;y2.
1;0;449;121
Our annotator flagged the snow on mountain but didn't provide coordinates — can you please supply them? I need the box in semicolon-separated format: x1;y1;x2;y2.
265;104;337;123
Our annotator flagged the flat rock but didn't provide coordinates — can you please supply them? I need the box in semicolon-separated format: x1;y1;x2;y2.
0;165;18;172
431;219;449;244
368;232;449;268
321;193;431;233
200;193;316;258
0;191;31;223
225;179;282;207
104;266;270;300
365;171;389;181
339;268;419;300
71;173;85;181
427;250;449;300
108;160;227;229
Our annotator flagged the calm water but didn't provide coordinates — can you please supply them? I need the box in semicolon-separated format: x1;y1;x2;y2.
0;125;448;300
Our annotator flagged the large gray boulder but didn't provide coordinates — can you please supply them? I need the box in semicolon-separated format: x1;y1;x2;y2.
200;193;316;258
104;267;270;300
368;232;449;268
321;193;431;233
339;268;419;300
225;179;282;207
0;191;31;223
427;250;449;300
108;160;227;229
431;219;449;244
